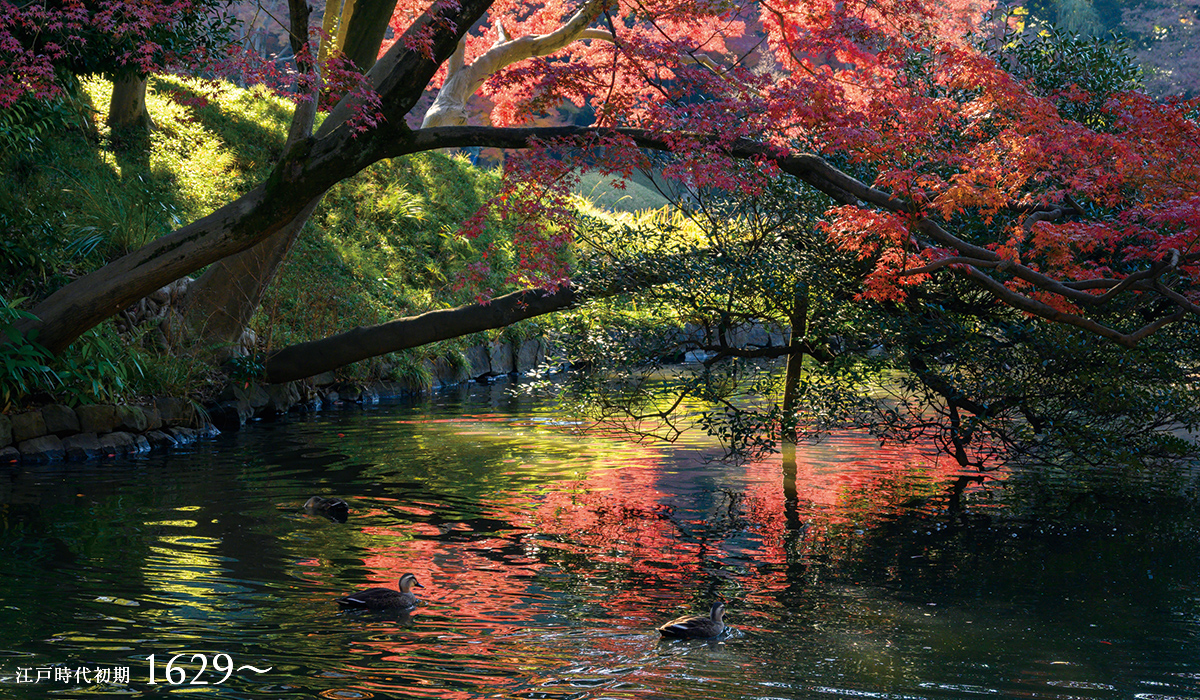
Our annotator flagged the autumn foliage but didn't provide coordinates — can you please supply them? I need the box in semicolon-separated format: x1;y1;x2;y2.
3;0;1199;358
0;0;238;109
371;0;1199;342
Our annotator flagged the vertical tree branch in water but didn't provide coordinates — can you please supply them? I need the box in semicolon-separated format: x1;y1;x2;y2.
781;282;809;530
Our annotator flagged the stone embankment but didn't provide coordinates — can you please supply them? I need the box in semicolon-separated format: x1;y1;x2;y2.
4;324;796;465
0;398;213;464
1;338;547;466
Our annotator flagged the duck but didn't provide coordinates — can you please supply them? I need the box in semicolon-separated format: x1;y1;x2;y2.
657;600;726;639
335;572;425;610
304;496;349;522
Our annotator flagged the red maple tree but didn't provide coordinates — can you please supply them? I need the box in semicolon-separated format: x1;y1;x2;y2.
3;0;1198;379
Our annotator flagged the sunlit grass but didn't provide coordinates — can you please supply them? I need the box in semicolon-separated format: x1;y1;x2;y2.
0;75;570;400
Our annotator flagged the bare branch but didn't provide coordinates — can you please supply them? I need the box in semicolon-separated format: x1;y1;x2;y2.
1022;206;1065;233
422;0;612;127
960;264;1186;347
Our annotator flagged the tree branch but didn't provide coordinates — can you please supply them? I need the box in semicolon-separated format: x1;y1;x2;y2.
422;0;612;127
18;115;1198;359
264;251;683;382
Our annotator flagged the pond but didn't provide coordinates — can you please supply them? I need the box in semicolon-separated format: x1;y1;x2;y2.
0;381;1198;699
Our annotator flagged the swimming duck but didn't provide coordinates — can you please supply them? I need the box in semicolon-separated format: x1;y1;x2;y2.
305;496;349;522
657;600;726;639
335;573;424;610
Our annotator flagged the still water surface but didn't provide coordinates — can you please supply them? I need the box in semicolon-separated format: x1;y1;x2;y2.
1;383;1198;699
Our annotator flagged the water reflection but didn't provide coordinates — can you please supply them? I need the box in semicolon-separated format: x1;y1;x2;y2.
0;382;1197;699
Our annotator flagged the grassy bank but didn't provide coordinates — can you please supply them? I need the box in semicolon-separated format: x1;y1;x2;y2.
0;75;654;410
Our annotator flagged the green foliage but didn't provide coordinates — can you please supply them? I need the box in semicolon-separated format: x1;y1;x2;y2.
0;76;287;296
1;71;591;403
226;353;266;384
54;324;146;405
259;151;511;383
534;172;884;453
0;76;288;406
0;216;58;290
310;151;505;302
574;168;672;213
0;298;60;411
539;153;1200;473
988;14;1144;128
386;350;435;389
0;83;91;157
851;284;1200;471
66;173;182;254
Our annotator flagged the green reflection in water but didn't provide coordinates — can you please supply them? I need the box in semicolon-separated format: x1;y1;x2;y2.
0;385;1196;699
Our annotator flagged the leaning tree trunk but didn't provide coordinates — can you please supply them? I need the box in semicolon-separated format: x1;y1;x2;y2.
260;255;684;382
177;198;322;356
16;0;502;356
180;0;397;355
187;0;602;354
107;74;153;131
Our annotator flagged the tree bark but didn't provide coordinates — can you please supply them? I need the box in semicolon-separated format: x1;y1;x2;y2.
262;253;687;382
19;112;1194;358
780;282;809;443
178;198;323;355
320;0;399;71
339;0;400;71
107;74;153;131
265;285;581;382
178;0;324;356
18;0;499;356
422;0;611;127
178;0;402;358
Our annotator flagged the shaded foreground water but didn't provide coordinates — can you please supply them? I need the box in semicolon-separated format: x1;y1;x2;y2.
1;383;1198;699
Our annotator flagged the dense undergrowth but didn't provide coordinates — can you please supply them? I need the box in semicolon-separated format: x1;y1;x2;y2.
0;75;666;411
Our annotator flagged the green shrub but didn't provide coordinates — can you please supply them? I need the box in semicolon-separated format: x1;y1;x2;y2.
0;297;60;411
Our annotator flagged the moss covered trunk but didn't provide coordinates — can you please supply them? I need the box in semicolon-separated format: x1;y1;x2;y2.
107;74;153;132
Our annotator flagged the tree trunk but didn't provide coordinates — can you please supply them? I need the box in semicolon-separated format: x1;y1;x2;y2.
321;0;398;71
16;98;1179;361
107;74;153;131
178;198;323;356
0;120;993;358
178;0;319;355
780;283;809;532
262;255;687;382
421;0;611;128
319;0;347;66
339;0;400;71
179;0;396;356
780;282;809;444
264;285;582;382
18;0;500;356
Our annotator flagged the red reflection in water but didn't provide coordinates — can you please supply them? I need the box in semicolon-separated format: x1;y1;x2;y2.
331;421;998;698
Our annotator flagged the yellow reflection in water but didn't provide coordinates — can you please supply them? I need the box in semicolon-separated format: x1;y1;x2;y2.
145;533;227;608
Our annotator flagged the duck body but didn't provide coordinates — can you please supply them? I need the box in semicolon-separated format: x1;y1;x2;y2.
335;572;424;610
657;601;726;639
305;496;349;522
